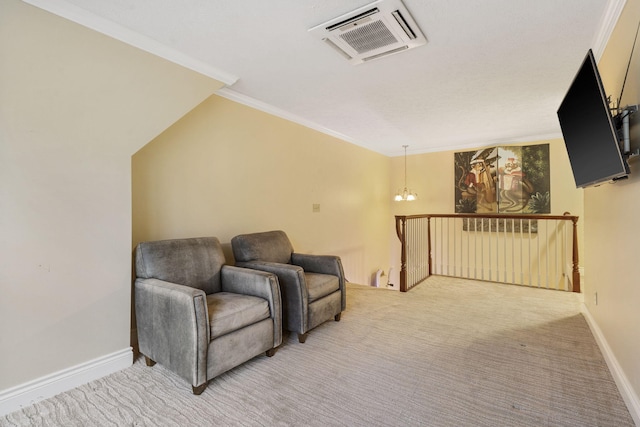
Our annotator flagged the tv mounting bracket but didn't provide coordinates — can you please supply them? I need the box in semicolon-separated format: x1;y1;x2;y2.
620;104;638;159
609;99;638;159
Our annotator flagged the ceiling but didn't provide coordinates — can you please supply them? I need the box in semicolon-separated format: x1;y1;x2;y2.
26;0;622;156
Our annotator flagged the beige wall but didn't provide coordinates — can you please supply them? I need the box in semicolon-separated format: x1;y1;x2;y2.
388;140;584;287
584;0;640;413
390;140;583;216
132;95;392;287
0;0;222;390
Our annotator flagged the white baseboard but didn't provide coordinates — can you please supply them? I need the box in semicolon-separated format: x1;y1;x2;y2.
582;305;640;426
0;347;133;417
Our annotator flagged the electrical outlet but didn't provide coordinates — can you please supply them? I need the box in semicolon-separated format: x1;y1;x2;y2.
312;204;320;213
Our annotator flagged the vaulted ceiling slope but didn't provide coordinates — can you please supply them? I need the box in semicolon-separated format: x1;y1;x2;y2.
25;0;624;156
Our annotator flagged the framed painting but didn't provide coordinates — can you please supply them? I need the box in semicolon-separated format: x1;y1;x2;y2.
454;144;550;214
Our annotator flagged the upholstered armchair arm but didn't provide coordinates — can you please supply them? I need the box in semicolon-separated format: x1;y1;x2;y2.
235;261;308;334
135;278;210;388
221;265;283;347
291;253;346;311
291;253;345;281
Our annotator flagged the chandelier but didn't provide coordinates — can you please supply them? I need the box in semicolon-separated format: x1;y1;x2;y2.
394;145;417;201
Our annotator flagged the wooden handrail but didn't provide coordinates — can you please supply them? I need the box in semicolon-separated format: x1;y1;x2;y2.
395;213;580;293
398;213;578;221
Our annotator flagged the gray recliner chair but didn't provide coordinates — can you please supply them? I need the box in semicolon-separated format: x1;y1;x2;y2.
231;230;346;343
134;237;282;395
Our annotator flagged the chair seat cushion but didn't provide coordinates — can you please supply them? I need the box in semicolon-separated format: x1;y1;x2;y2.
305;273;339;303
207;292;270;340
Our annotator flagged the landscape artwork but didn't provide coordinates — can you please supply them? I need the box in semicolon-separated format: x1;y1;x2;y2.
454;144;550;214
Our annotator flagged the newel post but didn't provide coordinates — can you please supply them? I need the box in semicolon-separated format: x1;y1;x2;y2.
571;216;581;293
427;216;433;277
395;216;408;292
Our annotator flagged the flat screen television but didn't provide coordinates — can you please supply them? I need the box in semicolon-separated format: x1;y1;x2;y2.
557;49;629;188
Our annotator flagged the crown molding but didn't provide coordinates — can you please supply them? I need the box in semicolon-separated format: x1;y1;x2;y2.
21;0;619;157
21;0;238;86
591;0;628;61
215;87;368;149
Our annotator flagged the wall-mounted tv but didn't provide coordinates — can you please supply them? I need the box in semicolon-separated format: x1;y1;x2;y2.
557;49;629;188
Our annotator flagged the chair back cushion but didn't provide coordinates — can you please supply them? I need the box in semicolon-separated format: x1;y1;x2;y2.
135;237;225;294
232;230;293;264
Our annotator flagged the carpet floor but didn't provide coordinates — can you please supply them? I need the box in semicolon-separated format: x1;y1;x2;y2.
1;276;634;426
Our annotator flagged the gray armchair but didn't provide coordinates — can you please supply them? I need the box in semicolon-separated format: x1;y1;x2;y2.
231;230;345;343
134;237;282;395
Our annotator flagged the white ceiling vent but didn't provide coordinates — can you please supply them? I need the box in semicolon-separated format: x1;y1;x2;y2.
308;0;427;65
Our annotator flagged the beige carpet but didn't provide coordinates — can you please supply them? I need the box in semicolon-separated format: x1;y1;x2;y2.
1;277;634;426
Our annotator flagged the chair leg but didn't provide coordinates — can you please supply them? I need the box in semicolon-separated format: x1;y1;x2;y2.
192;383;207;395
334;313;342;322
298;333;308;343
266;348;277;357
144;356;156;367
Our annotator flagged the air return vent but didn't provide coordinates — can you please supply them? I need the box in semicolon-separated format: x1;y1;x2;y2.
308;0;426;65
